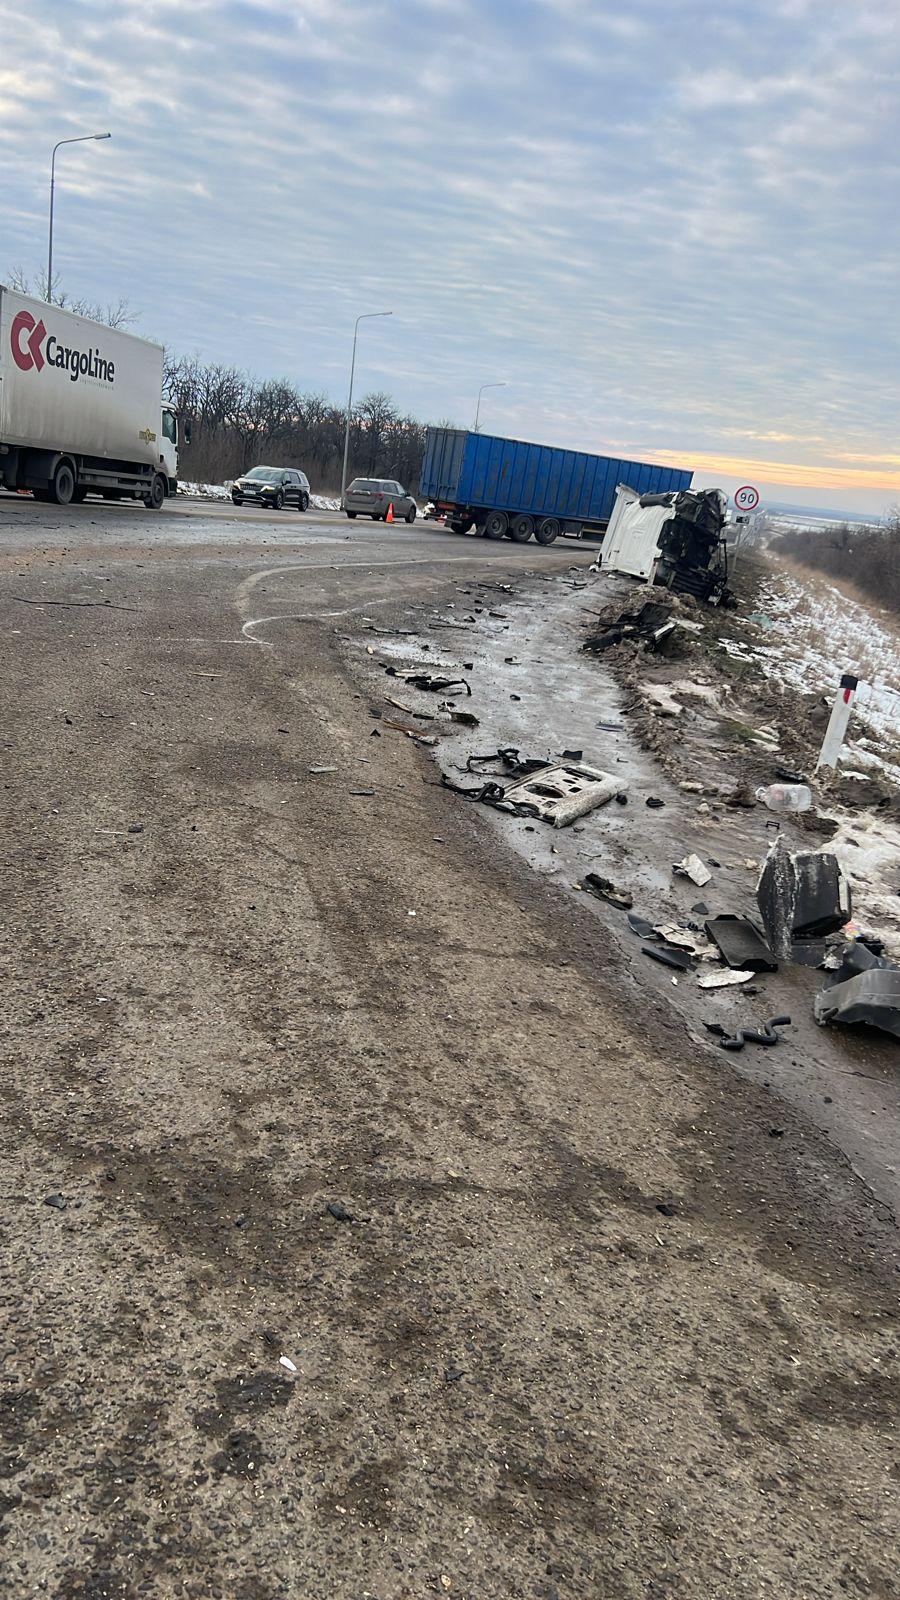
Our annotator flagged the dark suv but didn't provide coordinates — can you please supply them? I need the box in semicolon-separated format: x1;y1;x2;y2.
232;466;310;511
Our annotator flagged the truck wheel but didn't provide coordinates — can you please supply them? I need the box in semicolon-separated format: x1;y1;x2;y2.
144;473;166;511
450;518;473;534
300;492;310;512
483;511;508;540
346;511;357;519
509;514;534;542
51;462;76;506
535;517;560;545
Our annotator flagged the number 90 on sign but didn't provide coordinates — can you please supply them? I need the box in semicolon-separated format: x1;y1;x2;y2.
734;484;760;512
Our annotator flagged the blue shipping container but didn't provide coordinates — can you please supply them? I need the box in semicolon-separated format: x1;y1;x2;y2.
420;427;693;530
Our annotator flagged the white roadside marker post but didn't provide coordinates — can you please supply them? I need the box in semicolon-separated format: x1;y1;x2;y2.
815;672;859;772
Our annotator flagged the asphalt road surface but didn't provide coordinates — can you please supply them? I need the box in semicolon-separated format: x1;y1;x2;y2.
1;495;898;1600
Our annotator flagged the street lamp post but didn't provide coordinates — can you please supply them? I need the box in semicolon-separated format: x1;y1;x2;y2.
340;311;393;508
48;132;111;302
473;381;507;432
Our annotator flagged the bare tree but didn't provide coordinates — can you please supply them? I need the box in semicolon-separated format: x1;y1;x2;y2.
4;266;136;328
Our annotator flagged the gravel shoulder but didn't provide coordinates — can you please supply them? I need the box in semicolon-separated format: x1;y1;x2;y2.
1;516;898;1599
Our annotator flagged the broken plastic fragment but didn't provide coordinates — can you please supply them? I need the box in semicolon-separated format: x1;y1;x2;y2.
673;853;711;887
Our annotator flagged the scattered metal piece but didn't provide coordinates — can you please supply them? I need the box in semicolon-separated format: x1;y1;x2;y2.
642;943;693;971
385;668;472;696
705;915;777;973
697;968;756;989
582;873;633;909
814;943;900;1039
673;853;711;887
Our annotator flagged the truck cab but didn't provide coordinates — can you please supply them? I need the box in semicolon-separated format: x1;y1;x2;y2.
161;405;180;496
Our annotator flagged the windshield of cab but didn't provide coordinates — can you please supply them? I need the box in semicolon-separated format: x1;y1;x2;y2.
245;467;281;483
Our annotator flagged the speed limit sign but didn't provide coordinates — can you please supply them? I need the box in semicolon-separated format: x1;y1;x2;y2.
734;484;760;512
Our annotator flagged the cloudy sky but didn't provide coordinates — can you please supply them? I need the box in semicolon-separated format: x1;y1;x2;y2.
2;0;899;511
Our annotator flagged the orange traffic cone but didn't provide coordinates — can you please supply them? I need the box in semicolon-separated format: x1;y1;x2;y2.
386;502;394;523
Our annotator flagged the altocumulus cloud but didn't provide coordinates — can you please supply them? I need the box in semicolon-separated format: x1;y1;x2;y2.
1;0;899;508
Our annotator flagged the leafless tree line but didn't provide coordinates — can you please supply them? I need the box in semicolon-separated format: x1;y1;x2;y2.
774;515;900;614
162;355;431;491
5;268;135;331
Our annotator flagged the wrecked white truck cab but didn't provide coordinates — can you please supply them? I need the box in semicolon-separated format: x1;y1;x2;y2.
601;485;731;602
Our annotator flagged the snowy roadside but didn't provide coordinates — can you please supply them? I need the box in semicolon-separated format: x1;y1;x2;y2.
740;562;900;784
578;554;900;956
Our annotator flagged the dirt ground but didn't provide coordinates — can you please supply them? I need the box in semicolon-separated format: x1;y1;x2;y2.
1;498;899;1600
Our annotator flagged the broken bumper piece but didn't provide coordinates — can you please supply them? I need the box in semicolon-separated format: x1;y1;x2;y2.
443;760;626;826
814;970;900;1040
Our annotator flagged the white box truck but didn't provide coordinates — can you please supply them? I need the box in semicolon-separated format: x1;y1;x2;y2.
0;286;184;510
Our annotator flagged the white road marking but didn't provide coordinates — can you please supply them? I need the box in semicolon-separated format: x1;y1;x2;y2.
235;551;528;644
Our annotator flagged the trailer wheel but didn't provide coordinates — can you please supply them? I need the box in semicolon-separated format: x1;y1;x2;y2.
483;511;508;540
50;461;76;506
450;518;473;534
144;473;166;511
346;511;357;519
509;514;534;543
535;518;560;545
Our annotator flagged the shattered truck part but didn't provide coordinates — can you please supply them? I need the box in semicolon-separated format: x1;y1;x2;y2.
600;484;731;602
673;853;712;887
502;763;626;827
814;971;900;1040
757;836;852;961
582;873;633;909
705;915;777;973
443;761;626;827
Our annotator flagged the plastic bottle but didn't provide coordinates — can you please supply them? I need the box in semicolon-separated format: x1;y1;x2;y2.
755;783;812;812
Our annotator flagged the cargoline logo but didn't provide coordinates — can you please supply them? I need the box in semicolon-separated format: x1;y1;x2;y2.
11;310;47;372
9;307;115;385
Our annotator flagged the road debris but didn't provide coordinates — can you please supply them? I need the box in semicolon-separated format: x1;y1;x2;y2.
642;943;693;971
757;837;852;960
582;873;633;909
279;1356;298;1374
697;968;756;989
326;1201;354;1223
445;752;625;826
500;763;626;827
705;915;777;973
814;943;900;1040
385;668;472;696
43;1193;67;1210
705;1014;791;1051
756;782;812;812
673;853;712;887
653;923;711;957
